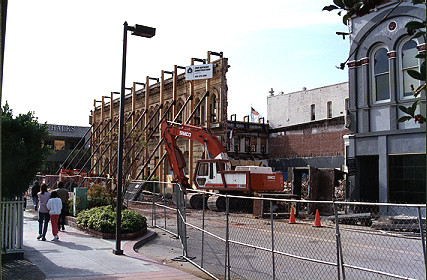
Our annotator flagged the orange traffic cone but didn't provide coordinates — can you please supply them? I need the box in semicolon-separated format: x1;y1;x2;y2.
289;207;296;224
313;209;321;227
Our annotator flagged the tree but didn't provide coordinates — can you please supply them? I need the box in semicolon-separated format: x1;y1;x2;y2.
1;103;51;199
323;0;426;124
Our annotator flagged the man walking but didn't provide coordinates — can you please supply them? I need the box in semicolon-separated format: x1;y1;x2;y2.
31;181;40;211
56;181;69;231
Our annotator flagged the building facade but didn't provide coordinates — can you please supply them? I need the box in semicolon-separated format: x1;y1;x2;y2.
88;52;269;187
346;1;426;204
267;82;349;173
43;124;91;174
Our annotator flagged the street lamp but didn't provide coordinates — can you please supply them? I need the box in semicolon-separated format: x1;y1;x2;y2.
114;21;155;255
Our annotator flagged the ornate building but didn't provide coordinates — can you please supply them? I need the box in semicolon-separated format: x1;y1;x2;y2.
346;1;425;204
90;52;229;185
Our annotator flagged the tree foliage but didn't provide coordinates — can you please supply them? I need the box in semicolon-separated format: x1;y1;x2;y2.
1;103;51;198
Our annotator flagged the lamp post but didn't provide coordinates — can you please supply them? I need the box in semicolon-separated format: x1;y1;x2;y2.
113;21;155;255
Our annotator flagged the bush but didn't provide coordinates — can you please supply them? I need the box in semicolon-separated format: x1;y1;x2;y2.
87;184;112;209
76;205;147;233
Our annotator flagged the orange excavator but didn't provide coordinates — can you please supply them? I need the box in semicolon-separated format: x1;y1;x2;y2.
161;120;284;210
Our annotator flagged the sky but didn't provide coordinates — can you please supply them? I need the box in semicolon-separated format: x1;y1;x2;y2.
2;0;350;127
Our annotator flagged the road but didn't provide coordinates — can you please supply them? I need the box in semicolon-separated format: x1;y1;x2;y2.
131;202;425;280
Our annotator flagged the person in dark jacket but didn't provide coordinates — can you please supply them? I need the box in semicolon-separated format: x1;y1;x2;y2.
31;181;40;211
56;181;69;231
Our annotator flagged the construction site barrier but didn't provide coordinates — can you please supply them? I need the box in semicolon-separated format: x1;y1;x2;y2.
128;183;426;280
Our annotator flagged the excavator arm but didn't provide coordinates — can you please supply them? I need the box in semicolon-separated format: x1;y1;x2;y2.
161;119;228;188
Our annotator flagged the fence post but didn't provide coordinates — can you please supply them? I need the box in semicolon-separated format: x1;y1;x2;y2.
225;195;230;280
201;192;206;268
152;181;156;227
270;200;276;280
175;184;181;241
182;188;188;257
334;202;345;280
163;183;167;230
417;206;426;270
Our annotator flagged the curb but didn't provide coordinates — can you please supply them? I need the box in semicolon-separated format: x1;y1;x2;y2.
132;229;158;252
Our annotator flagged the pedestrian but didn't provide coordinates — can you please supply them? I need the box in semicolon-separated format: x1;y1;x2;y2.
37;184;50;241
31;181;40;211
56;181;69;231
46;191;62;241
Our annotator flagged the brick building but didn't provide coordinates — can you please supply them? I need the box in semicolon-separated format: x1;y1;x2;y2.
267;82;349;174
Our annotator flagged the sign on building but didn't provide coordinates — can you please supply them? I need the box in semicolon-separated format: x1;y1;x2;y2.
185;64;213;80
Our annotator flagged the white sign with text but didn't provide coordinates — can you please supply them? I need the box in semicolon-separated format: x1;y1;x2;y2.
185;64;213;80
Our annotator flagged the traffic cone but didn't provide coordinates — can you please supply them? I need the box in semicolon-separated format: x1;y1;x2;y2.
289;207;296;224
313;209;321;227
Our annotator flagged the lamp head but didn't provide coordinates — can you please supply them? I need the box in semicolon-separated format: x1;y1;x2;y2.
130;24;156;38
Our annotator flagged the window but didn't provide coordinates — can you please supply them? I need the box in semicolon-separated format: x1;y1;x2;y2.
164;104;172;121
154;110;159;132
216;162;225;173
311;104;315;121
148;111;154;131
201;105;205;125
197;162;208;176
210;95;217;122
245;137;250;153
345;98;350;128
194;99;201;125
234;137;240;153
399;39;419;97
389;154;426;203
251;144;257;152
234;144;240;153
54;140;65;150
176;100;183;123
372;47;390;101
327;101;332;118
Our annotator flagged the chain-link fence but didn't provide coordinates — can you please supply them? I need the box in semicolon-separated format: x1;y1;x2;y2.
128;183;426;280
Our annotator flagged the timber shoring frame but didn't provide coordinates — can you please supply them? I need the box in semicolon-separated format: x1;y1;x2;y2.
61;122;102;172
72;120;112;172
129;90;210;201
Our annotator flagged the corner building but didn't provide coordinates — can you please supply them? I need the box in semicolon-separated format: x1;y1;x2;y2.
346;1;426;205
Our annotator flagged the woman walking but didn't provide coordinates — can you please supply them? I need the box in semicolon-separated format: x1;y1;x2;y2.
46;191;62;241
37;184;50;241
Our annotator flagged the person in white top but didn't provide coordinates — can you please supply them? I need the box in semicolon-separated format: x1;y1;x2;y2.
46;191;62;241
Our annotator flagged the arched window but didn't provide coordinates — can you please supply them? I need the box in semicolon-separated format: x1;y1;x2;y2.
399;39;419;98
372;47;390;102
176;100;184;123
147;109;154;131
164;102;172;121
153;105;160;133
210;95;217;122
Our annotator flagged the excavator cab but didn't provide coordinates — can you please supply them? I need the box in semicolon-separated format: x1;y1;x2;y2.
194;159;229;189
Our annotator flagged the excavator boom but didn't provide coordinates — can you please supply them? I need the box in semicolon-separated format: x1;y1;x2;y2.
161;120;228;187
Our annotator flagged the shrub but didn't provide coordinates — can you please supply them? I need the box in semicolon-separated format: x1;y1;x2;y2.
87;184;112;209
76;205;147;234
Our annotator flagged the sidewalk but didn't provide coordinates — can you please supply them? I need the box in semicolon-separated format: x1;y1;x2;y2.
2;203;203;280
